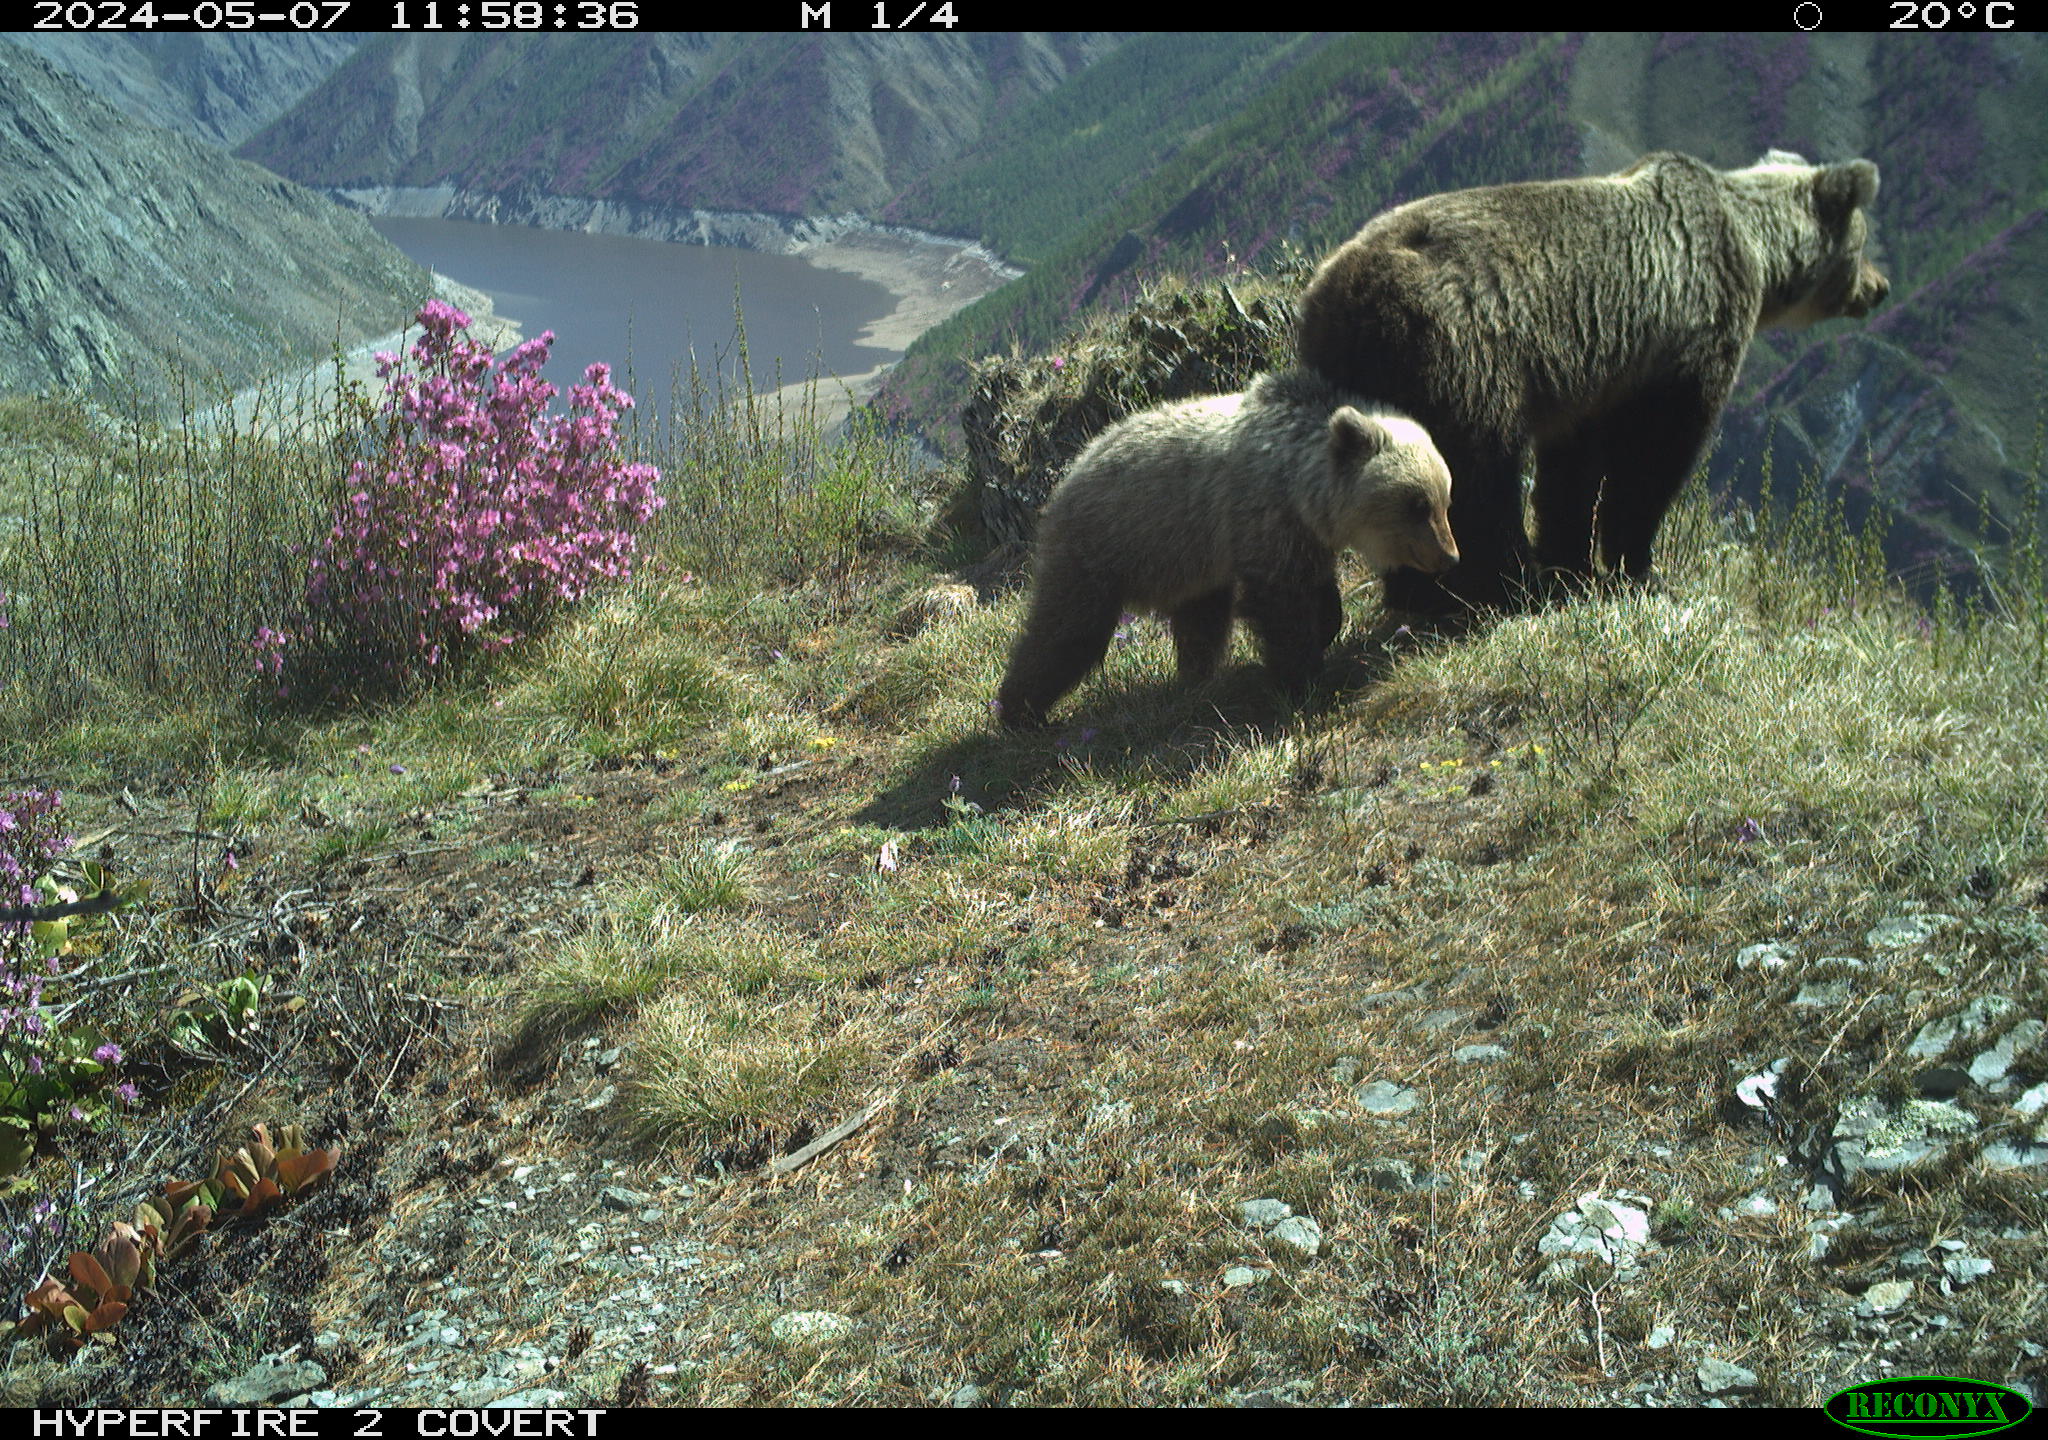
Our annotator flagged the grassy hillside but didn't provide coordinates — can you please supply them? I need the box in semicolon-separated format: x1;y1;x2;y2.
1;290;2043;1406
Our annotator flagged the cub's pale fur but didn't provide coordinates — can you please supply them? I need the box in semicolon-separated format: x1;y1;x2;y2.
1298;149;1889;610
996;368;1456;730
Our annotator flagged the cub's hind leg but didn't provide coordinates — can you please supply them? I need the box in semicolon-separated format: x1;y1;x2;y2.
995;567;1125;730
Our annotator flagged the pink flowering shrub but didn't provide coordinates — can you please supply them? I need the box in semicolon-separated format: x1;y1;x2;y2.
255;300;664;697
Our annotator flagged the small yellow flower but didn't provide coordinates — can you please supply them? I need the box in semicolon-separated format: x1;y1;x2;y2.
809;736;839;751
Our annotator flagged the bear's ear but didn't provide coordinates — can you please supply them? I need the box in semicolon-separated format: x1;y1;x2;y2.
1329;407;1388;467
1815;159;1880;224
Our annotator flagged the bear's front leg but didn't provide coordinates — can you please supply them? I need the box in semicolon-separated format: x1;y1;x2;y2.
1315;576;1346;653
1238;574;1330;697
1590;375;1731;582
1169;586;1235;686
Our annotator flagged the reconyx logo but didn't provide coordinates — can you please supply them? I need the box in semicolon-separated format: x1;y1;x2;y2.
1825;1377;2034;1439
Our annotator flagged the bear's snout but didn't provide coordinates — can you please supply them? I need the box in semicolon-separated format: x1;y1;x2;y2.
1415;518;1460;574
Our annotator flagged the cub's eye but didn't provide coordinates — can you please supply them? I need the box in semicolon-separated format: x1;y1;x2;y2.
1408;495;1432;520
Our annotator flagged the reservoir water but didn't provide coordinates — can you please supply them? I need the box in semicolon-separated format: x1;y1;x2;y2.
368;215;902;427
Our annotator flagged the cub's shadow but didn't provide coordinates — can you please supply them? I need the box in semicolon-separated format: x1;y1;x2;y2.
851;605;1481;831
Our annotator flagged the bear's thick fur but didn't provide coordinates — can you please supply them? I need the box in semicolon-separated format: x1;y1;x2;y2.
995;368;1457;730
1296;150;1889;610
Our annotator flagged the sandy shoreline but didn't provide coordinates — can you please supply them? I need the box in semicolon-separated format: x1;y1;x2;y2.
758;224;1013;423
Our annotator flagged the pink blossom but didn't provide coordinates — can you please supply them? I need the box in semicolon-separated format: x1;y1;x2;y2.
256;302;665;694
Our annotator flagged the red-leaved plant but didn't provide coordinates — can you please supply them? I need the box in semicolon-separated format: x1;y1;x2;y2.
255;300;664;697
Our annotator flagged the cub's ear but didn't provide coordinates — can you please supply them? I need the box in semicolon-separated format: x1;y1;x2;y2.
1816;159;1880;223
1329;407;1389;466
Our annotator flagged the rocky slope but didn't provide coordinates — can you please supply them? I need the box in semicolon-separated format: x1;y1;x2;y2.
5;33;358;149
239;33;1124;216
0;44;431;400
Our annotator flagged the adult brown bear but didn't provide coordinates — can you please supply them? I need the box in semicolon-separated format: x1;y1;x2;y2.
995;368;1457;730
1297;150;1889;611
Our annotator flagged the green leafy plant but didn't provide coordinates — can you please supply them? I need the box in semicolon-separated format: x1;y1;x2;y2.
165;974;265;1057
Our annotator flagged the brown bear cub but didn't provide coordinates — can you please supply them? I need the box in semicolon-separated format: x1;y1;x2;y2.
1297;149;1889;612
995;368;1457;730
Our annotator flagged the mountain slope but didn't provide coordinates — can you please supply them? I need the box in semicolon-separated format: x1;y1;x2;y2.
4;33;359;148
238;32;1125;215
0;44;431;399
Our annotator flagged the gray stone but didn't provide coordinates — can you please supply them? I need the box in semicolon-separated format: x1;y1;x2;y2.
2015;1082;2048;1117
1736;940;1795;970
600;1185;650;1212
1453;1043;1508;1064
1860;1280;1913;1315
1832;1096;1978;1176
1355;1081;1421;1116
1222;1266;1264;1288
1867;914;1956;950
770;1310;858;1345
1646;1326;1676;1350
1969;1018;2043;1087
1239;1199;1293;1227
1698;1358;1758;1395
1268;1215;1323;1258
1538;1192;1652;1280
1330;1055;1363;1086
1983;1141;2048;1169
1735;1059;1790;1111
205;1356;328;1406
950;1384;985;1408
1415;1008;1473;1033
1793;980;1854;1007
1907;996;2017;1059
1943;1254;1994;1286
